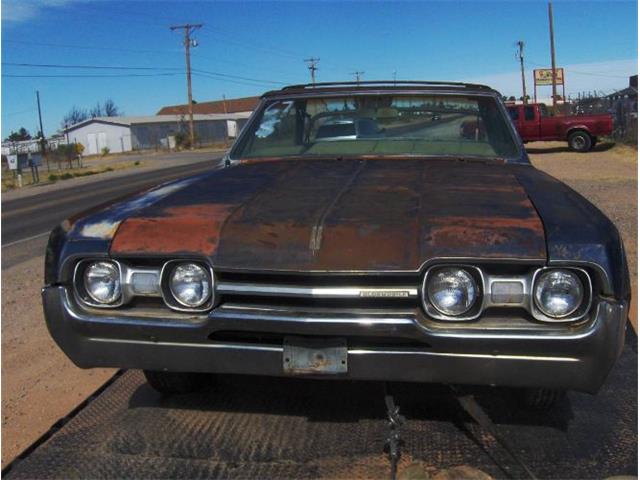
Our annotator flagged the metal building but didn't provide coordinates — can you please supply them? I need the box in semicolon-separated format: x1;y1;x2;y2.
63;113;251;154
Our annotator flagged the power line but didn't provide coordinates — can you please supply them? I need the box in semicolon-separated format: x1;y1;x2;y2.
3;39;183;56
527;60;629;79
3;62;181;71
3;107;37;117
192;68;284;85
3;62;285;85
191;72;281;88
2;73;182;78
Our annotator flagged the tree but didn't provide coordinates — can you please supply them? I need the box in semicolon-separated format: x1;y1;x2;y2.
90;102;103;118
62;106;88;128
103;98;121;117
4;127;32;142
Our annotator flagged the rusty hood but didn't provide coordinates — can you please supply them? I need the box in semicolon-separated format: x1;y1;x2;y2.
107;159;547;271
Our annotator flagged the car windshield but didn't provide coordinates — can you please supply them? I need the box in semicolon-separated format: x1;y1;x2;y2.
233;94;520;159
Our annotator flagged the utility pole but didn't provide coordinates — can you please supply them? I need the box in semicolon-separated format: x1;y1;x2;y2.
304;58;319;85
392;70;397;85
36;90;49;172
352;71;364;84
516;41;527;104
548;1;558;110
170;23;202;148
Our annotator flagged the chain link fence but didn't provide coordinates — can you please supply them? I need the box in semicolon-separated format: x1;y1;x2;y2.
568;92;637;144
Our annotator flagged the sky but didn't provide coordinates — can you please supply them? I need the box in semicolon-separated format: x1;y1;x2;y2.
1;0;638;139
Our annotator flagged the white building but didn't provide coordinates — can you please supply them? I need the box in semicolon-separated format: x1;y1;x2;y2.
63;113;251;155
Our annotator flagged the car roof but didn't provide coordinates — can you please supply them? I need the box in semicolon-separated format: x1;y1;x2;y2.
262;81;498;98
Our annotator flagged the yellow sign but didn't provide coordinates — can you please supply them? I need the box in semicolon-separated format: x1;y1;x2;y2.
534;68;564;86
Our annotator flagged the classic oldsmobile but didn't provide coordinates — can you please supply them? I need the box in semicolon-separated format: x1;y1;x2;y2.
43;81;630;408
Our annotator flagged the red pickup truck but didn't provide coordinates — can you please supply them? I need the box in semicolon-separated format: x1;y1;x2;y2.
506;103;613;152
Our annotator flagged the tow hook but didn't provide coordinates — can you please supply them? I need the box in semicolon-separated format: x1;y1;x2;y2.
383;384;406;480
382;384;537;480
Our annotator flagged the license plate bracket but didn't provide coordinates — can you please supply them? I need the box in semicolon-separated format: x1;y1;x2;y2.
283;336;348;375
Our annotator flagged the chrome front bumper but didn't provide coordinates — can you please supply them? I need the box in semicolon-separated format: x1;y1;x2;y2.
43;286;628;393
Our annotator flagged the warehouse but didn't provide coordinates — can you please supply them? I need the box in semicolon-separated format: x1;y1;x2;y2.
63;113;251;154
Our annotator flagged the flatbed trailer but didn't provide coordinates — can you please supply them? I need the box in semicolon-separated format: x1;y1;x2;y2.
4;333;637;479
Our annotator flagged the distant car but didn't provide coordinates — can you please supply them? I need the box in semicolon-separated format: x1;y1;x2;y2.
43;81;630;409
314;117;381;140
506;103;613;152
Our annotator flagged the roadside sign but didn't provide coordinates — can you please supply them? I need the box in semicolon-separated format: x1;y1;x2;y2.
28;152;43;167
534;68;564;86
7;154;18;170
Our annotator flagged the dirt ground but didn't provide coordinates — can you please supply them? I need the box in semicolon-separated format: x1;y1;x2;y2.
0;140;636;468
1;256;115;467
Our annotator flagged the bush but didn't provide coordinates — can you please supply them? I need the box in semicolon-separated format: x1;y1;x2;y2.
101;147;110;156
48;174;58;182
174;131;196;149
56;144;76;158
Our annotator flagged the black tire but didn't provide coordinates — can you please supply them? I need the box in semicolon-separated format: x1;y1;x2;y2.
143;370;209;394
568;130;592;152
520;388;565;410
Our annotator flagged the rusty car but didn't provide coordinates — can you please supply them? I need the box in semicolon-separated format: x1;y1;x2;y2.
43;81;630;409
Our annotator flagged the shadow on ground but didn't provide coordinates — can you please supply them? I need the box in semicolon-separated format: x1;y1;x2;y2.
526;141;616;155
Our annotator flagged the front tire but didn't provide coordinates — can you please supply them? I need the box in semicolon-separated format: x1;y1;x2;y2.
520;388;565;410
568;130;592;152
143;370;209;394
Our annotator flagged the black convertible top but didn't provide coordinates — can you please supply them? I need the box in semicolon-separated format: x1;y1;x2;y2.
262;80;499;98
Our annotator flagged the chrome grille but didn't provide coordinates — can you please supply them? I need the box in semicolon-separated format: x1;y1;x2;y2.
215;272;420;308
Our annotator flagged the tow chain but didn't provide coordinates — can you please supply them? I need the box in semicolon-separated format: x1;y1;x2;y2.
382;384;537;480
449;385;538;480
383;384;406;480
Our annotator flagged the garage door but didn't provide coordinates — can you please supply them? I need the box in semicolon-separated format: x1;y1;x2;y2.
87;133;98;155
97;132;107;152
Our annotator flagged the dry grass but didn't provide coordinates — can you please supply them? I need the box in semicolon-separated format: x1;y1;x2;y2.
1;160;146;192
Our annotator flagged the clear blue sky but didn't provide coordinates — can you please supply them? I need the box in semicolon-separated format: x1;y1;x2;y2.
2;0;637;139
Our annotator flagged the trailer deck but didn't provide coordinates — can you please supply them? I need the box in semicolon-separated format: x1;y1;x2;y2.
4;333;637;479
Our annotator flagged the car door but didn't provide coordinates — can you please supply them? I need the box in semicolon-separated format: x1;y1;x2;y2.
506;106;521;134
518;105;540;141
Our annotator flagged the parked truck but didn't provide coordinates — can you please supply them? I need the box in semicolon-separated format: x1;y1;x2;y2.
506;103;613;152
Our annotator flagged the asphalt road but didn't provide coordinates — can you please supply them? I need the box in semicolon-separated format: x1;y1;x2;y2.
2;158;221;269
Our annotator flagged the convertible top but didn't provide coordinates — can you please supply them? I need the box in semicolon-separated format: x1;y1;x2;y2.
262;81;499;98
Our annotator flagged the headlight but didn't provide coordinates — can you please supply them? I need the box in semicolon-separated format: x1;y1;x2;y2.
84;261;121;305
427;267;478;316
169;263;211;308
534;269;584;318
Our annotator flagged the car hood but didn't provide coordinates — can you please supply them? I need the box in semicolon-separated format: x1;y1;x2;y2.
79;158;548;272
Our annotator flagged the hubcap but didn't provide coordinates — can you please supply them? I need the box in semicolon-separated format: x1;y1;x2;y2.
573;136;586;149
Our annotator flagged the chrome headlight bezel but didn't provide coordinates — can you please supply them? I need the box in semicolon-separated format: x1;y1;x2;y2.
74;259;124;308
422;265;482;321
160;260;216;312
531;267;592;322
